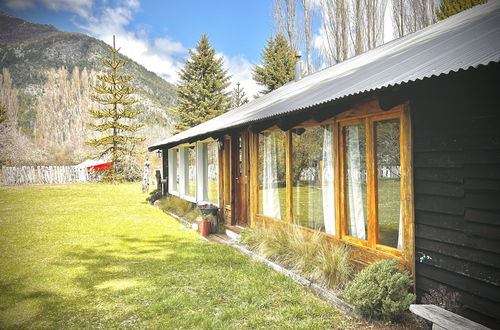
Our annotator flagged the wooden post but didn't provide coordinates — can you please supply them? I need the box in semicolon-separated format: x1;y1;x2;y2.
400;103;416;282
249;131;259;227
366;117;379;248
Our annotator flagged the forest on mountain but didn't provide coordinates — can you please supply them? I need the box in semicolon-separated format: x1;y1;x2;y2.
0;11;176;167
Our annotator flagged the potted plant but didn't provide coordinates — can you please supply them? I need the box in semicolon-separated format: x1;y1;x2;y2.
197;204;219;236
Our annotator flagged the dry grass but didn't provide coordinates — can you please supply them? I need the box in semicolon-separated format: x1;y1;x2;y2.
156;194;201;223
241;224;352;290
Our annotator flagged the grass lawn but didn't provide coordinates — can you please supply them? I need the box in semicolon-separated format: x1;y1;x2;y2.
0;183;354;329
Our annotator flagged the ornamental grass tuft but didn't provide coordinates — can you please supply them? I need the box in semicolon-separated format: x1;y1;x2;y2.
156;195;201;222
241;225;352;290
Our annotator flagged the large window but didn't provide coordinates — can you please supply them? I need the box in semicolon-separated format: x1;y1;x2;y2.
250;103;410;263
376;119;401;249
187;146;196;198
292;125;335;234
168;141;219;204
207;141;219;205
257;130;287;220
344;123;368;240
340;115;402;251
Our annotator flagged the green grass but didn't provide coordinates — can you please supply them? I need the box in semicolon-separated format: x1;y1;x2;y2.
0;183;354;329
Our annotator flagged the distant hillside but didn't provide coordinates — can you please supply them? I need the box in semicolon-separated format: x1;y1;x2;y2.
0;10;176;133
0;10;61;43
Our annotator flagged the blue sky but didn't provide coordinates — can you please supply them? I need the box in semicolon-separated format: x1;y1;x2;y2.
0;0;279;96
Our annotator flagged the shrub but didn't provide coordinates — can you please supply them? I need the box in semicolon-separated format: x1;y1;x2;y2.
156;195;201;223
345;259;415;320
240;224;352;290
146;189;162;204
314;241;352;290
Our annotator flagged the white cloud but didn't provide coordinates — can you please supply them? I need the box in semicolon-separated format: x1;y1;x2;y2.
5;0;93;17
221;53;260;100
9;0;259;96
4;0;35;11
74;0;187;83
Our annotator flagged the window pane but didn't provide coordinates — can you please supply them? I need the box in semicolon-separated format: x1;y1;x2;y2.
376;119;401;249
238;137;244;177
292;126;335;233
258;131;287;220
345;124;367;240
175;149;179;192
187;147;196;197
207;142;219;204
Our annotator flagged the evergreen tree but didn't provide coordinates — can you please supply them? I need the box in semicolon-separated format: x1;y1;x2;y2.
231;82;249;109
87;36;145;182
253;34;296;95
174;34;231;133
437;0;487;20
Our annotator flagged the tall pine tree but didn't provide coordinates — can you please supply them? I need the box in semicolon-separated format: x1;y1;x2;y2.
253;34;296;95
87;36;145;182
174;34;231;133
438;0;487;19
231;82;249;109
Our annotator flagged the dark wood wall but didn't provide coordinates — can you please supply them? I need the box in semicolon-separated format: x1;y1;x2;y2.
409;64;500;328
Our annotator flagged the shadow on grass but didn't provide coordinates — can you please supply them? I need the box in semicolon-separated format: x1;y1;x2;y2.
1;233;239;328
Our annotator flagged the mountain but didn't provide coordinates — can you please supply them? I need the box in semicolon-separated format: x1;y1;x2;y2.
0;11;61;43
0;10;176;138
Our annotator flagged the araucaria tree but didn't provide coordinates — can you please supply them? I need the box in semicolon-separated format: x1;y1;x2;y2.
87;36;145;182
231;82;249;108
174;34;231;133
253;34;296;95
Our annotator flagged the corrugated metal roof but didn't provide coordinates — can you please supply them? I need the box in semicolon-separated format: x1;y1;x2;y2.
149;1;500;151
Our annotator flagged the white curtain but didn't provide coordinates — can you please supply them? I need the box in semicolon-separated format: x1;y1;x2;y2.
263;132;281;219
397;203;403;249
322;125;335;235
347;126;366;240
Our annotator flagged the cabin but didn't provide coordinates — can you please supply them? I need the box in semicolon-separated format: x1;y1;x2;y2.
149;2;500;328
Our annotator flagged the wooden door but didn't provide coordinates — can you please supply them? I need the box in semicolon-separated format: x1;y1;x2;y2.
235;131;250;226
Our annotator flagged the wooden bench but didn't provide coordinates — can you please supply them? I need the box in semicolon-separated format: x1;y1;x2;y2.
409;304;491;330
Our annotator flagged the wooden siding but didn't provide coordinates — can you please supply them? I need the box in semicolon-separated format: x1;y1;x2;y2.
410;66;500;329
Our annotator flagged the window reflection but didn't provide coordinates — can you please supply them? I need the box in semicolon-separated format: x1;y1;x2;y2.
207;142;219;204
376;119;402;249
258;131;287;220
344;124;368;240
292;126;335;233
187;147;196;197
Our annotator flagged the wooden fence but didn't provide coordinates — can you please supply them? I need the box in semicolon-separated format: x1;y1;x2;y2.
1;166;91;185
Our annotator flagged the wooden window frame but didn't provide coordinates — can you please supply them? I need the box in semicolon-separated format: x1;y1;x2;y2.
252;129;291;224
248;100;415;273
337;110;403;255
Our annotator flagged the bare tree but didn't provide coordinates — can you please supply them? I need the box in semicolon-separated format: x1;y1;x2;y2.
302;0;312;74
0;68;19;126
318;0;387;65
274;0;300;52
34;66;96;163
392;0;440;38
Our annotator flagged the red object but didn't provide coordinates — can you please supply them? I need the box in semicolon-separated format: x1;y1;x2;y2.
198;221;211;237
86;162;112;174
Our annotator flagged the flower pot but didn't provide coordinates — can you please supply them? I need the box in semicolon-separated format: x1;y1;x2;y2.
198;220;211;237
